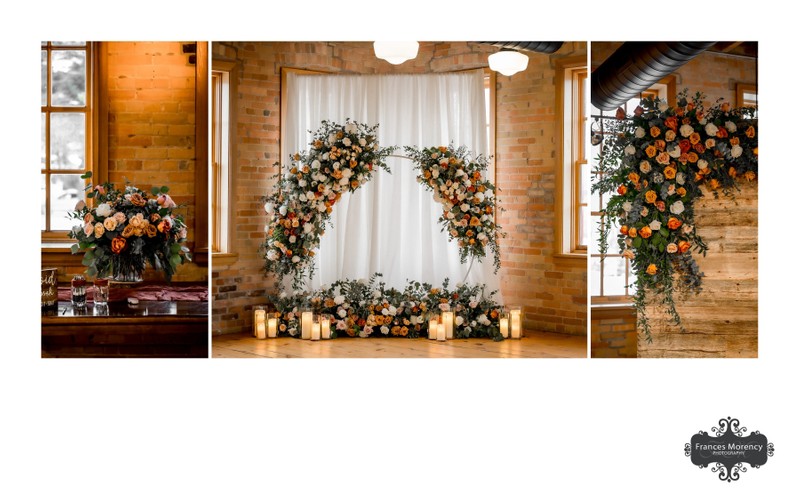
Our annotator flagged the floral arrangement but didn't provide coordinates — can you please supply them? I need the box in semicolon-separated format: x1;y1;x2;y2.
592;90;757;341
68;171;191;281
404;145;504;271
269;273;504;340
261;120;396;288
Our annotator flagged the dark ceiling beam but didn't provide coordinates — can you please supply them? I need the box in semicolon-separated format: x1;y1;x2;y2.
477;42;563;54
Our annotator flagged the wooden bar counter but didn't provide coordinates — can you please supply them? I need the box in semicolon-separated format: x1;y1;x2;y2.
42;289;208;358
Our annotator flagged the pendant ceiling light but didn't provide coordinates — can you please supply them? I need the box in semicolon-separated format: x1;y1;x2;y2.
373;41;419;65
488;50;529;76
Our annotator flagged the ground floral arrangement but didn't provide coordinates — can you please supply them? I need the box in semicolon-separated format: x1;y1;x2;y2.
68;172;192;281
593;91;757;341
261;120;505;288
270;274;504;340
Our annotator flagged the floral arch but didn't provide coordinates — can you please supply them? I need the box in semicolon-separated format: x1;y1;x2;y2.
261;120;507;339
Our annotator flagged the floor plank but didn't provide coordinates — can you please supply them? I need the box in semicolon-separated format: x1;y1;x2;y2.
212;331;586;359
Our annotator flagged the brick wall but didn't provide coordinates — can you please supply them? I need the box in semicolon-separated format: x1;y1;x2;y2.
211;41;588;336
106;41;206;282
591;306;637;358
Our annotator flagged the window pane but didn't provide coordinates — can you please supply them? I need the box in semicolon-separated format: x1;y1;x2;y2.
52;41;86;46
51;50;86;106
50;113;85;169
578;205;588;247
628;261;636;293
590;257;602;296
50;174;83;230
41;113;46;168
590;215;602;254
579;162;589;202
41;50;48;106
604;256;628;296
41;175;47;230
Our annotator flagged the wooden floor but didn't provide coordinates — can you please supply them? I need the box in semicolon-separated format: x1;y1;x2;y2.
213;331;587;358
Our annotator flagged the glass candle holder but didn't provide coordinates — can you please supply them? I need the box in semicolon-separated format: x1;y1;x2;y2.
94;278;109;306
499;311;510;339
71;275;87;309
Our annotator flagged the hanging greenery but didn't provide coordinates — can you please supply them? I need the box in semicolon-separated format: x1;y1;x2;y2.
592;90;757;342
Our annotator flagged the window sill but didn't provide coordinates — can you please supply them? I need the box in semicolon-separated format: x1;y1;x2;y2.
212;252;238;268
553;252;587;268
591;301;635;320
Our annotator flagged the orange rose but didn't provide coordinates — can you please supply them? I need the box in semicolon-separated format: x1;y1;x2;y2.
620;225;629;235
663;166;677;180
628;172;640;183
654;140;666;151
753;147;758;156
729;167;738;178
645;145;657;158
646;264;658;275
678;241;691;253
677;187;687;197
656;201;666;212
693;143;706;154
656;152;670;165
729;137;740;146
350;180;360;189
744;171;756;181
716;128;728;139
745;126;755;138
145;224;158;238
111;236;128;254
617;185;628;195
667;217;683;230
645;190;657;204
689;132;701;145
628;227;638;238
679;139;691;154
469;216;481;226
650;126;661;138
721;103;731;112
130;193;146;207
664;116;678;131
122;224;135;238
686;152;699;163
639;226;652;239
709;179;721;190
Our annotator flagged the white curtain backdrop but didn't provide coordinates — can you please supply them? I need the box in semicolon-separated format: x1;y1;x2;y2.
285;70;500;296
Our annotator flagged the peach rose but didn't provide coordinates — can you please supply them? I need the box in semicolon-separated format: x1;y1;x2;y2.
103;217;117;232
745;126;755;138
157;194;176;208
83;222;94;236
656;152;670;165
122;225;135;238
646;264;658;275
705;138;716;149
94;223;105;238
628;227;638;238
666;243;678;254
145;224;158;238
622;249;634;259
744;171;756;181
130;193;146;207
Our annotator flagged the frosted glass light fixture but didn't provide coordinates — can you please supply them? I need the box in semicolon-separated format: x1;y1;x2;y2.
488;50;529;76
373;41;419;65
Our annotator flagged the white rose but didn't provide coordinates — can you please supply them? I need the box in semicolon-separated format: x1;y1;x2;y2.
731;145;743;158
96;203;112;218
697;159;709;170
679;124;694;138
342;137;351;147
622;201;632;212
683;224;694;234
359;138;366;146
624;144;636;156
291;256;300;263
670;200;685;215
477;232;487;240
311;159;320;169
698;117;707;125
725;121;737;133
469;300;478;309
305;191;315;201
475;192;485;202
303;222;314;234
431;169;439;179
342;168;353;178
705;122;719;137
380;326;389;335
279;206;288;216
676;172;685;185
344;123;358;134
381;308;389;316
667;144;682;158
388;305;397;316
338;178;349;186
460;204;470;212
298;179;307;188
317;203;327;212
649;220;662;231
634;127;646;138
639;161;652;173
640;207;648;217
333;295;345;305
337;309;347;318
289;235;296;243
267;249;279;261
658;102;669;112
264;202;274;214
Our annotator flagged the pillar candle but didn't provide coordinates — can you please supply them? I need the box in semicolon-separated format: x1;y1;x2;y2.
301;311;313;340
428;318;438;340
321;317;331;339
442;311;454;339
510;307;522;339
267;317;278;338
254;308;266;337
437;322;446;342
311;322;321;341
256;322;267;339
499;317;509;339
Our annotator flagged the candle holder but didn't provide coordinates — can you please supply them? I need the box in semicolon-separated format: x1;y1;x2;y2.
320;315;332;340
300;308;314;340
441;311;454;339
510;306;522;339
499;310;509;339
436;322;447;342
253;306;266;337
311;316;321;341
94;278;109;307
428;317;438;340
267;312;279;338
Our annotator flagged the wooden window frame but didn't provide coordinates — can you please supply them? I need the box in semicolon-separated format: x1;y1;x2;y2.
736;82;757;109
211;58;238;267
555;56;589;260
41;42;105;244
